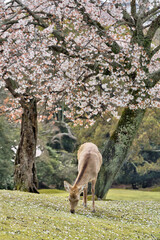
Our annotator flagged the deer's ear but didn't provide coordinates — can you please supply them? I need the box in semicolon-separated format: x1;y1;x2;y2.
64;181;72;192
78;184;87;194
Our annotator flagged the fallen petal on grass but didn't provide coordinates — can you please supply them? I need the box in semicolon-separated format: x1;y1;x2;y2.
0;189;160;240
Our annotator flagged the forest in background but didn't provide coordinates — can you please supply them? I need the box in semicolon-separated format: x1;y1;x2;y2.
0;0;160;194
1;88;160;190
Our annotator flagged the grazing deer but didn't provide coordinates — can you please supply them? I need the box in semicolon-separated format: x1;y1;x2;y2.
64;142;102;213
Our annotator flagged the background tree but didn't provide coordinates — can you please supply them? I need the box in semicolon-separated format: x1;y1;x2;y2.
0;0;160;197
0;0;69;192
73;108;160;189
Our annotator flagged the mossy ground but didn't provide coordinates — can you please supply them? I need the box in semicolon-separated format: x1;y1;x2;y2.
0;189;160;240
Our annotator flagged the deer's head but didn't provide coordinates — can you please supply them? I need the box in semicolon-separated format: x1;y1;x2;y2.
64;181;85;213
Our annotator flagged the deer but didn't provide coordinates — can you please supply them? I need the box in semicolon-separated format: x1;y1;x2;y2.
64;142;102;214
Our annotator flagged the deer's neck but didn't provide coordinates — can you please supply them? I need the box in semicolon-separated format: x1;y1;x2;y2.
74;161;88;187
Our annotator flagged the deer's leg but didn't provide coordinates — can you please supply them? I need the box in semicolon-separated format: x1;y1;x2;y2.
83;187;88;207
91;179;96;212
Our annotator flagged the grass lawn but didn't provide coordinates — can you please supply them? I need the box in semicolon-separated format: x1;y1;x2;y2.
107;188;160;201
0;189;160;240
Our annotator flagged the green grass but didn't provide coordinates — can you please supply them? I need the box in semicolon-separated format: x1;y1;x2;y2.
107;188;160;201
39;189;67;195
150;186;160;192
0;189;160;240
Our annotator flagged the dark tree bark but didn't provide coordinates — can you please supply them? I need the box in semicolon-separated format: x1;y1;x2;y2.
14;98;39;193
96;108;145;199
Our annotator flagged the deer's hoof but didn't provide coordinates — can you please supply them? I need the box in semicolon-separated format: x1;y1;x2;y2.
70;209;75;214
83;203;87;208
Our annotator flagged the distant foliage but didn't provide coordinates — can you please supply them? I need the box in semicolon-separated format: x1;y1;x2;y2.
0;117;19;189
72;112;118;148
72;109;160;188
36;146;77;189
114;109;160;188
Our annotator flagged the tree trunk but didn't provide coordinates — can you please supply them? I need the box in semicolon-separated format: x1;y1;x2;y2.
14;98;39;193
96;108;145;199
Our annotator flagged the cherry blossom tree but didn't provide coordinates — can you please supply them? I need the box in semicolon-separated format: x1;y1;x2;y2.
0;0;160;197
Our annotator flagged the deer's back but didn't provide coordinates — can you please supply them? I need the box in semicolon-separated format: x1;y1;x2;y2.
77;142;102;175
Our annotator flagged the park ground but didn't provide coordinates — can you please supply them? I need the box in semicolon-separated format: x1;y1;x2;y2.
0;188;160;240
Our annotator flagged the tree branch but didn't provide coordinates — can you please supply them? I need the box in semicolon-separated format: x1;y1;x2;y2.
73;0;121;54
0;11;19;28
122;9;134;26
14;0;48;28
0;38;7;44
146;14;160;43
151;44;160;58
147;68;160;88
142;9;160;25
131;0;136;19
4;77;21;99
48;45;70;56
141;4;160;21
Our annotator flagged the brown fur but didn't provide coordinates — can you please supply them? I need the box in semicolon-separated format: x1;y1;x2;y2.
75;160;88;185
64;142;102;213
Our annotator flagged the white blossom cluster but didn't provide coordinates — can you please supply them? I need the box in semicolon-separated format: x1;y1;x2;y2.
0;0;160;122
